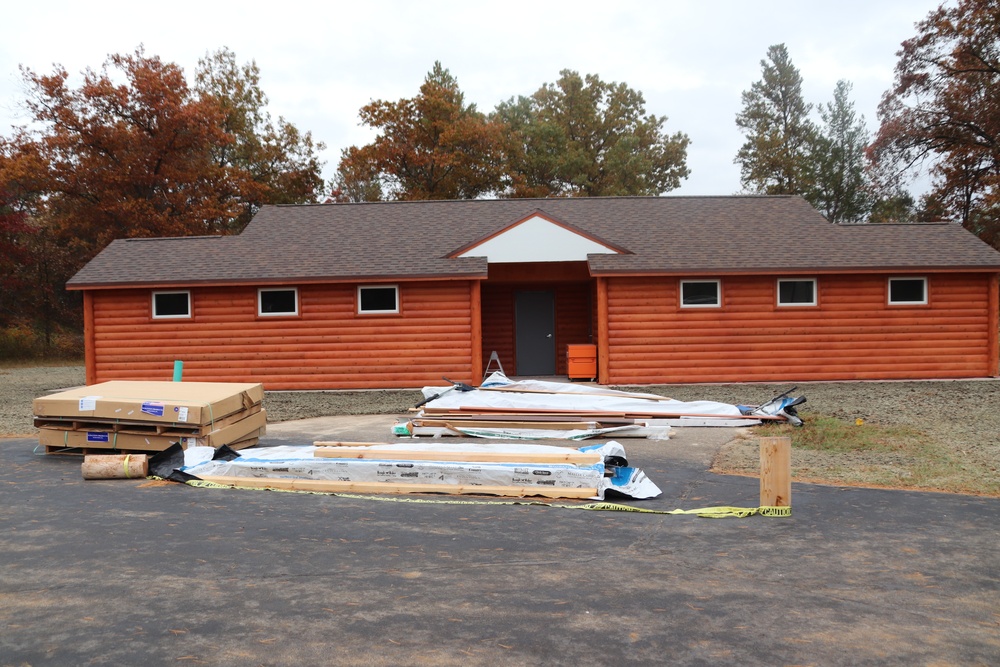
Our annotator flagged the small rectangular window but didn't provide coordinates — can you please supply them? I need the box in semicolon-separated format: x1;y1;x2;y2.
258;288;298;316
358;285;399;314
778;279;817;306
152;291;191;319
680;280;720;307
888;277;927;305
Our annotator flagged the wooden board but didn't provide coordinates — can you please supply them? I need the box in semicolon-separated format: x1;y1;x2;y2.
411;419;599;430
480;386;672;401
196;474;598;499
313;446;602;465
422;406;779;421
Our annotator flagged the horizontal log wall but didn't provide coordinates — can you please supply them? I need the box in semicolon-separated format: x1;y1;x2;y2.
481;285;516;376
481;283;592;376
605;273;997;384
90;282;475;390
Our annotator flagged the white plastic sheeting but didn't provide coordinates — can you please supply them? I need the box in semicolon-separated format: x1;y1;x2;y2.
419;373;749;422
180;441;661;500
422;372;744;416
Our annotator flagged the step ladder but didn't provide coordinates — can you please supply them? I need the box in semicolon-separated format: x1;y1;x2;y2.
483;351;504;381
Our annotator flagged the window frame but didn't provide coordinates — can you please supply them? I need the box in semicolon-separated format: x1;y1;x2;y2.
776;278;818;307
887;277;928;306
257;287;299;317
680;280;721;308
357;284;400;315
151;290;192;320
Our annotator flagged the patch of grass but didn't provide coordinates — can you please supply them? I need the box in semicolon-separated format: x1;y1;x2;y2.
756;414;931;454
713;412;999;497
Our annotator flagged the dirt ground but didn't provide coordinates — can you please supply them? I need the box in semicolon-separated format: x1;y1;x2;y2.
5;365;999;495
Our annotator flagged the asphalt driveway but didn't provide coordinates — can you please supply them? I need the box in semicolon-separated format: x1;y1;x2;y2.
1;419;998;666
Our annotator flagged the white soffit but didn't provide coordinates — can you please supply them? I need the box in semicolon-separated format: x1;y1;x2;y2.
457;215;620;263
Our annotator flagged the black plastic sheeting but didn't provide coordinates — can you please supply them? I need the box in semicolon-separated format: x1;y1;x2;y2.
148;443;240;483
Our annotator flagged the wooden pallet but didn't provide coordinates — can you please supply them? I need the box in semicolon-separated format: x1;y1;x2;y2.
42;436;260;457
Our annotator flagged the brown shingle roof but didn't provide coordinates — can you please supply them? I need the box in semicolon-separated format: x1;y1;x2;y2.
67;196;1000;288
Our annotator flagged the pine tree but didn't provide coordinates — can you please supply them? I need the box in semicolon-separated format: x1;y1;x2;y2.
735;44;816;195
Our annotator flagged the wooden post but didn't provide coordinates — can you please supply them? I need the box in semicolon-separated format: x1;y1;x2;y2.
596;277;610;384
759;436;791;507
470;280;483;384
988;272;999;376
83;291;97;385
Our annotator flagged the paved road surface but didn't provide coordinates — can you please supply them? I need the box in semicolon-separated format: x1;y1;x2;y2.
1;418;997;666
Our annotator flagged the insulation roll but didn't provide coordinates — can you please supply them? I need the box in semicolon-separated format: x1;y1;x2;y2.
82;454;149;480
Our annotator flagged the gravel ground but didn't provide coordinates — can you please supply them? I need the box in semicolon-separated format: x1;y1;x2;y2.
0;365;421;436
3;365;998;493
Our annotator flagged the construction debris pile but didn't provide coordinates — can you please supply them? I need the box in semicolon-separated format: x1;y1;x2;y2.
151;440;661;500
395;372;805;439
33;381;266;455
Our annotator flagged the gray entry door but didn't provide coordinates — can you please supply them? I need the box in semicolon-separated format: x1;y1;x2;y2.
515;290;556;375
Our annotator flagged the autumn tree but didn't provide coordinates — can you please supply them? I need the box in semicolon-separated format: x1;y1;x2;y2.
494;71;690;197
0;182;35;326
335;62;505;200
735;44;817;195
10;47;251;264
808;81;873;222
870;0;1000;246
329;151;383;202
0;148;77;352
194;47;325;228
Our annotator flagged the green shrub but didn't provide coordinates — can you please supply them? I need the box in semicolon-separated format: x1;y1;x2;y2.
0;319;83;361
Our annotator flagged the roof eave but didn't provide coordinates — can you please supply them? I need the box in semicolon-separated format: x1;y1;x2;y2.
67;270;490;291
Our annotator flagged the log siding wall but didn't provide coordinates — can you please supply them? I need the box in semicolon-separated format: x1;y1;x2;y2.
480;283;592;376
88;281;477;389
84;271;998;389
605;273;997;384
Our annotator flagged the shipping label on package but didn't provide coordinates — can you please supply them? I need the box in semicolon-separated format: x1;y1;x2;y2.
141;401;165;417
78;396;101;411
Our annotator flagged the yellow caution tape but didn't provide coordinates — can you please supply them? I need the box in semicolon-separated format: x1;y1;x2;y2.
178;478;790;518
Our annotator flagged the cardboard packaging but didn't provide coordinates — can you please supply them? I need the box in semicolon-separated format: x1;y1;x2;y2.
33;381;264;426
39;409;267;452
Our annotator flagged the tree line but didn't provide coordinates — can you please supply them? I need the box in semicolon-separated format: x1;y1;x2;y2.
0;0;996;356
735;0;998;238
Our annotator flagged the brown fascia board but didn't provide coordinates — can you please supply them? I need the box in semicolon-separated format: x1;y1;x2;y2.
586;263;1000;278
66;270;490;291
445;208;633;259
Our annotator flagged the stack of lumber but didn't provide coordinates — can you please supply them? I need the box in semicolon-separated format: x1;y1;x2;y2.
396;374;777;439
33;381;266;455
171;441;662;500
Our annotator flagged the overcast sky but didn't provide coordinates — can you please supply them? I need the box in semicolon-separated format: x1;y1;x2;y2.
0;0;936;197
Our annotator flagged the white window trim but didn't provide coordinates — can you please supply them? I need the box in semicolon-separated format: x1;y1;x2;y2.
680;280;721;308
258;287;299;317
777;278;818;307
152;290;191;319
357;284;400;314
888;277;928;305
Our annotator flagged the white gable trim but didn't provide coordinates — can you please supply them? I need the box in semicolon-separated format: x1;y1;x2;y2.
456;214;621;263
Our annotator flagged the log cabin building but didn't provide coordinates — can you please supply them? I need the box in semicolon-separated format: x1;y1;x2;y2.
67;196;1000;389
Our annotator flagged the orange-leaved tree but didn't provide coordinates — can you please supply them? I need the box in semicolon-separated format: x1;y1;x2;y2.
12;47;253;263
870;0;1000;245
